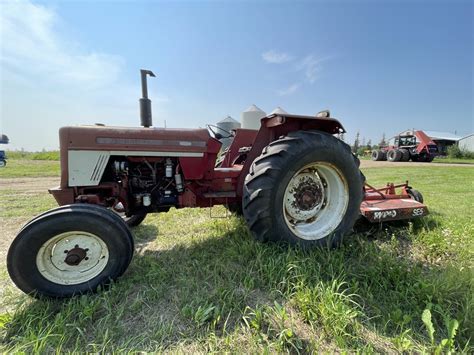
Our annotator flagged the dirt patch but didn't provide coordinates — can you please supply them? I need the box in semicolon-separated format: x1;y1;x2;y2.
360;160;474;168
0;217;30;267
0;178;58;266
0;177;59;192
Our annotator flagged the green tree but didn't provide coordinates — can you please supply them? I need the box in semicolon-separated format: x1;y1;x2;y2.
353;131;360;154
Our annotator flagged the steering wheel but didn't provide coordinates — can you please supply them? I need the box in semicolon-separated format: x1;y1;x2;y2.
206;124;234;140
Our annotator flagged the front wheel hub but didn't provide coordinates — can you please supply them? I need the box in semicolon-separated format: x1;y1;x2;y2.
64;247;87;266
36;231;109;285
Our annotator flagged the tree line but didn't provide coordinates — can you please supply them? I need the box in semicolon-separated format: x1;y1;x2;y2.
336;132;388;156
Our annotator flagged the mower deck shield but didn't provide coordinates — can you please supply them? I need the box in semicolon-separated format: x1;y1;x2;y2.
360;198;428;223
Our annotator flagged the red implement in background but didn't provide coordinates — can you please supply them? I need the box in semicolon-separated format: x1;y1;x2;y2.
360;182;428;223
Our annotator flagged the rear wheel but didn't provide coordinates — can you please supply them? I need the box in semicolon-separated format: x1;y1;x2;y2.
387;149;402;162
112;201;147;227
371;150;385;161
0;160;6;167
243;130;364;248
400;149;410;161
122;214;147;227
7;205;134;298
227;203;243;216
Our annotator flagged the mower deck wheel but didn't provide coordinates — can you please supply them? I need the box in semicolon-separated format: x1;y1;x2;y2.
408;189;424;203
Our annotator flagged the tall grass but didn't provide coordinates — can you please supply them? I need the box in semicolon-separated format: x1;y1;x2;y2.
4;151;59;161
1;165;473;352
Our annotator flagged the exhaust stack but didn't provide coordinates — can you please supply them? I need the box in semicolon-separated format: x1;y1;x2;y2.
139;69;156;127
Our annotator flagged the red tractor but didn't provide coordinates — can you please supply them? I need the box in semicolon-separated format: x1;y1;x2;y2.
371;130;438;162
7;70;429;297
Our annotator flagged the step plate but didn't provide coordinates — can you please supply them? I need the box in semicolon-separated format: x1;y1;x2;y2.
360;198;429;223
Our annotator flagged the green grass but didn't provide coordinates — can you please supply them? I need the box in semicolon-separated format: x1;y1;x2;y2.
0;159;59;178
4;151;59;161
359;155;474;164
433;157;474;164
1;165;473;352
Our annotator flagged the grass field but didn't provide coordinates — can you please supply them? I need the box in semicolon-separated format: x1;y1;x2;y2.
0;160;59;178
433;157;474;164
0;162;473;352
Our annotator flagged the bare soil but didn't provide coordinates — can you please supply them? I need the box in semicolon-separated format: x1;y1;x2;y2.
0;177;59;265
0;176;59;192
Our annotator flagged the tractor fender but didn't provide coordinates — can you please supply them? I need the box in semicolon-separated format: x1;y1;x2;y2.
236;113;346;196
262;113;345;135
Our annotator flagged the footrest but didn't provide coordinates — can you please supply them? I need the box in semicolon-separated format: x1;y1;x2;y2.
203;191;236;198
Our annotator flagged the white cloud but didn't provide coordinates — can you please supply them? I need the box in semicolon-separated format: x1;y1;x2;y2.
0;1;170;150
1;0;123;91
277;83;300;96
262;50;293;64
297;55;324;84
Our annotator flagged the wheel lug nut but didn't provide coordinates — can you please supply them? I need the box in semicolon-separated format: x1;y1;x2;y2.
75;244;79;248
85;257;89;260
64;250;69;253
85;248;89;252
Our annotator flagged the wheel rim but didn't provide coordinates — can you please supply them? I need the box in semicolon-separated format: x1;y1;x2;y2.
282;162;349;240
36;231;109;285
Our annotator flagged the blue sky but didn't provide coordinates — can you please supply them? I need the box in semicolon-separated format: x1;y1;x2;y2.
1;0;472;150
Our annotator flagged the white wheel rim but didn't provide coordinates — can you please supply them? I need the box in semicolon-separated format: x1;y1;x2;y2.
36;231;109;285
0;161;5;167
282;162;349;240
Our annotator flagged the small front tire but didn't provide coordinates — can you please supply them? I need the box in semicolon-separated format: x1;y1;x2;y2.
7;205;134;298
408;189;424;203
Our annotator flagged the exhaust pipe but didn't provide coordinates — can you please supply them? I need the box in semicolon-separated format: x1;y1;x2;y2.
139;69;156;127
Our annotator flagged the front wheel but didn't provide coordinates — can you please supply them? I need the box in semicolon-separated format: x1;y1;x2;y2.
243;130;364;248
0;160;6;167
7;205;134;298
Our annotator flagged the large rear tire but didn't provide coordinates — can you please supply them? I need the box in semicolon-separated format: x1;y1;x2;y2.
243;131;364;248
371;150;385;161
7;205;134;298
387;149;402;162
400;149;410;162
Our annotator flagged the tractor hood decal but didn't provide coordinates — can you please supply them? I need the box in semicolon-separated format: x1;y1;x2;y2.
96;137;207;147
